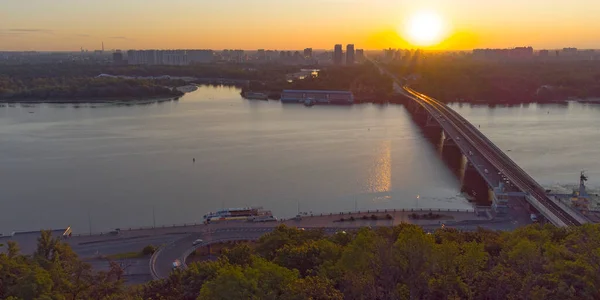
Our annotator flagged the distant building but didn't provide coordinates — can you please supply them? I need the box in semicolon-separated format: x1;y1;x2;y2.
112;50;124;65
356;49;364;61
472;47;533;60
127;50;159;65
384;48;395;61
346;44;355;65
539;50;549;57
303;48;313;59
162;50;187;65
563;47;578;56
187;50;214;63
257;49;266;61
281;90;354;104
334;44;343;65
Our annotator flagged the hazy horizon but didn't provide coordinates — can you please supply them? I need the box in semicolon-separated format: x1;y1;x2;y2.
2;0;600;51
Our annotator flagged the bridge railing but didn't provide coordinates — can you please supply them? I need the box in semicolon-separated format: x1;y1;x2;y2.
149;240;175;280
404;88;581;226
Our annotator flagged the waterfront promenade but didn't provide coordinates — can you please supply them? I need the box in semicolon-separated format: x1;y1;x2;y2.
1;207;531;283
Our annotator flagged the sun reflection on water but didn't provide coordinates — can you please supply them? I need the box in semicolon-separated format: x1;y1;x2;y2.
367;140;392;202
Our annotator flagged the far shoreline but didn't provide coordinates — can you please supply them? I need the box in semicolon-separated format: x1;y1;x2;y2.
0;85;198;105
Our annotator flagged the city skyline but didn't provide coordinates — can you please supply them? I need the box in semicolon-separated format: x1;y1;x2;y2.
2;0;600;51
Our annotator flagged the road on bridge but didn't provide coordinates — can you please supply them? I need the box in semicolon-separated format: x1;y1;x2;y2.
372;62;585;227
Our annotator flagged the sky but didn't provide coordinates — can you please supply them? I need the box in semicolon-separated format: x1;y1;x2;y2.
1;0;599;51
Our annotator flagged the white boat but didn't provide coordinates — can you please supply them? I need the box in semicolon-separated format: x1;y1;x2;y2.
304;98;315;107
203;206;274;223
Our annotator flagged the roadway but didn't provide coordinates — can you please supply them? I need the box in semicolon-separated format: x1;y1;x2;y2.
149;208;527;279
403;86;583;227
1;207;528;283
376;66;584;227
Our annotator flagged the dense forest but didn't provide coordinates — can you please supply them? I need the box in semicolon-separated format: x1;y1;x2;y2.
244;63;398;103
0;63;298;81
2;224;599;299
0;63;304;102
0;76;184;101
387;58;600;103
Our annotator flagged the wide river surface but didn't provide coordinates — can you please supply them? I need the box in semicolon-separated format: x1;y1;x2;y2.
1;86;598;234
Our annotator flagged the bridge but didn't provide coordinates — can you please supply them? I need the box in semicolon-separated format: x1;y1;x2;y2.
379;68;587;227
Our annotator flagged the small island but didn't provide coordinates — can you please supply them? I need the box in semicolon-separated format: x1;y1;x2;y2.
0;62;293;104
0;76;186;103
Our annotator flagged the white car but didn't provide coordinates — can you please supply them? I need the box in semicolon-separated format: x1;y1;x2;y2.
192;238;203;246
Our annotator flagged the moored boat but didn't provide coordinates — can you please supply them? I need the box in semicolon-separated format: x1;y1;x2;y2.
203;206;275;223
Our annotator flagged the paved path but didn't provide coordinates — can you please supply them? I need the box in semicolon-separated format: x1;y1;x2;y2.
2;208;531;282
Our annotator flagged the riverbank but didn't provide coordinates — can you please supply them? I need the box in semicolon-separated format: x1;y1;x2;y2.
0;95;180;105
175;85;198;93
0;85;201;105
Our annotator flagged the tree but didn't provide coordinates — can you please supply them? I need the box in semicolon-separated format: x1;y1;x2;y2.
393;225;435;299
283;276;343;300
6;241;19;258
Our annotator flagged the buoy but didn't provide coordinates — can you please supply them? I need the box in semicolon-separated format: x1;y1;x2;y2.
193;158;196;163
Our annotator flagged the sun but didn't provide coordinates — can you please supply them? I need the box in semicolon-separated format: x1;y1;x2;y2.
402;11;447;47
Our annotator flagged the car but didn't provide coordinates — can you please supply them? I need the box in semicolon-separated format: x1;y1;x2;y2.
192;238;203;246
530;214;538;223
468;150;473;156
172;260;181;269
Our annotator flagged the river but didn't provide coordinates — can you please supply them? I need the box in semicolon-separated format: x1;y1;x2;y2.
0;85;598;234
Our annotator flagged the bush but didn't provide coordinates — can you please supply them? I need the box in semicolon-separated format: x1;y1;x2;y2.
340;218;345;222
362;215;369;220
349;216;355;221
142;245;157;255
385;214;393;220
371;215;378;220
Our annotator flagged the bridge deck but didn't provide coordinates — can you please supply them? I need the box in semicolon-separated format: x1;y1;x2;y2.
400;86;585;227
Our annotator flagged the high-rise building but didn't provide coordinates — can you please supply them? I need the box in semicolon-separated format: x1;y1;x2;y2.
384;48;395;61
187;50;214;63
346;44;355;65
303;48;313;59
356;49;364;61
257;49;266;61
334;44;343;65
112;50;123;64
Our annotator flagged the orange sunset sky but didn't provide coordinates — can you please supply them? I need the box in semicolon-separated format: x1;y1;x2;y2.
1;0;599;51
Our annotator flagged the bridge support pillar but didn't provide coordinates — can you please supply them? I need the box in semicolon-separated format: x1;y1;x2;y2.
422;127;443;148
441;139;463;178
462;163;492;205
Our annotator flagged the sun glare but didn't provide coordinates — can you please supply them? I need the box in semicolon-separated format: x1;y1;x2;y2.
402;11;447;47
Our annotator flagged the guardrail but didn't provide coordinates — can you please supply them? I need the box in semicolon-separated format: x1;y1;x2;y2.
15;208;478;238
149;241;174;280
287;208;474;220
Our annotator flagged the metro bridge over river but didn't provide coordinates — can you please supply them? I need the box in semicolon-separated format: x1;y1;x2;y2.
383;70;588;227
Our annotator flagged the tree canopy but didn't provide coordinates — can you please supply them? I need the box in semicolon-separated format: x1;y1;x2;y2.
2;224;600;299
386;58;600;103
